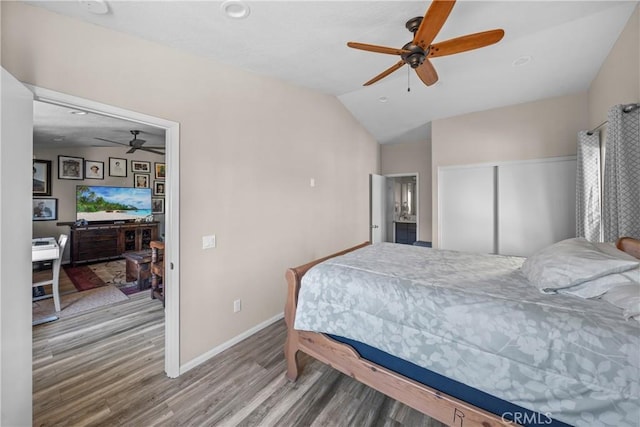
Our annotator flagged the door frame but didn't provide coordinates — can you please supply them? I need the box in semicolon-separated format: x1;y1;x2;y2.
28;85;181;377
385;173;420;243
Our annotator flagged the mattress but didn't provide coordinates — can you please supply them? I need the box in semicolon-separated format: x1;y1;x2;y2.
294;243;639;427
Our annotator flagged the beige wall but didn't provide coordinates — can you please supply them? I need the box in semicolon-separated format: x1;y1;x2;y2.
2;3;378;365
588;4;639;128
380;140;432;242
431;92;589;247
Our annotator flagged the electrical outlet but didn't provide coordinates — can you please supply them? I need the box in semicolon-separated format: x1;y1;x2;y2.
233;299;241;313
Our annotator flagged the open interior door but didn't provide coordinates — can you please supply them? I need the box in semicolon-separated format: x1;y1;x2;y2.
370;174;387;244
1;67;34;426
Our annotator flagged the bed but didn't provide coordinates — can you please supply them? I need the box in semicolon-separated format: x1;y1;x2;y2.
284;238;640;427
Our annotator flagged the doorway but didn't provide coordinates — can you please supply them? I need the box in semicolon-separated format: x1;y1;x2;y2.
29;85;181;377
370;173;419;245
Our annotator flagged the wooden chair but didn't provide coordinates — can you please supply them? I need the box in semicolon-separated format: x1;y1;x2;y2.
150;240;165;306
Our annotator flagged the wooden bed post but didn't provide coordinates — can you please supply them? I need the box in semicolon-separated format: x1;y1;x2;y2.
284;268;302;381
284;242;371;381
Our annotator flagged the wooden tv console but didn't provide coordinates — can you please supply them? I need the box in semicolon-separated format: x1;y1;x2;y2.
70;222;158;266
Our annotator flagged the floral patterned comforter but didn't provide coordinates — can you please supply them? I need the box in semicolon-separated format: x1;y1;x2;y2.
294;243;639;427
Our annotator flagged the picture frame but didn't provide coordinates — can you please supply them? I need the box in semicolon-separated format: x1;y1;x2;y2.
153;180;166;196
84;160;104;180
109;157;127;177
33;198;58;221
133;173;150;188
152;198;165;214
154;162;166;180
33;159;52;196
58;155;84;180
131;160;151;173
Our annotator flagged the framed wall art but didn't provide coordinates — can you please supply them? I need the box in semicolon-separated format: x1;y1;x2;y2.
33;198;58;221
58;155;84;180
131;160;151;173
154;162;166;180
109;157;127;177
84;160;105;180
134;173;150;188
153;180;165;196
152;198;165;214
33;159;52;196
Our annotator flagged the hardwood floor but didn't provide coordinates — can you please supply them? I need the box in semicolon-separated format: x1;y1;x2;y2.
33;293;445;426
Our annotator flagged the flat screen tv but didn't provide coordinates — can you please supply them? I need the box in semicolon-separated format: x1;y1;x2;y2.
76;185;152;223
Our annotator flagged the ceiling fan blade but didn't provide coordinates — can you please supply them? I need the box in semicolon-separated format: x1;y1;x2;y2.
139;147;166;156
130;140;147;148
415;58;439;86
94;137;129;147
347;42;411;56
363;60;406;86
413;0;456;49
428;29;505;57
126;147;137;154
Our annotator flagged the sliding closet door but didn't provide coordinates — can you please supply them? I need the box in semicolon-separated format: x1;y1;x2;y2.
498;158;577;256
439;165;495;253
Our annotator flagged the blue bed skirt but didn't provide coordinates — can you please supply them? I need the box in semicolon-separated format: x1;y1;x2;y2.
329;334;571;427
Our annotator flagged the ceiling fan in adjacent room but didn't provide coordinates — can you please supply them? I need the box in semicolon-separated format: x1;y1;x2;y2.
94;130;165;156
347;0;504;87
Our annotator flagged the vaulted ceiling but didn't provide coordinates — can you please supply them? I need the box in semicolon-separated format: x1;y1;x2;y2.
28;1;638;146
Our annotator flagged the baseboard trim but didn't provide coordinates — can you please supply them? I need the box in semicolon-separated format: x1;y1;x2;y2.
179;312;285;375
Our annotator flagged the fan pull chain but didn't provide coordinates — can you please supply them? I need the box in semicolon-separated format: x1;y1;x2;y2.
407;66;411;92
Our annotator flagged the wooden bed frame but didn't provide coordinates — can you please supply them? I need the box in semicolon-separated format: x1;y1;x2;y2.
284;237;640;427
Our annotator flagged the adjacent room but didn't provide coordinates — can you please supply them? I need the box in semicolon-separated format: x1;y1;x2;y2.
1;1;638;426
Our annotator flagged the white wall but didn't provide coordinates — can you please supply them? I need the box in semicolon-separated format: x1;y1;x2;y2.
1;2;378;368
1;69;34;427
588;4;639;128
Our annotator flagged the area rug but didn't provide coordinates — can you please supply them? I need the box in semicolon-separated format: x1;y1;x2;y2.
63;265;106;291
63;260;141;295
32;285;128;324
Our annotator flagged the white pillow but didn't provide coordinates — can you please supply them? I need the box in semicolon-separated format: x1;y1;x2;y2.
558;268;639;298
522;237;639;293
600;283;640;321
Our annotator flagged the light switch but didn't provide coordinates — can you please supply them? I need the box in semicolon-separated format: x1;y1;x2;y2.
310;178;316;187
202;234;216;249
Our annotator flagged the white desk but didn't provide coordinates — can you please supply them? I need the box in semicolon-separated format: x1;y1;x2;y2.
32;237;61;312
32;237;59;262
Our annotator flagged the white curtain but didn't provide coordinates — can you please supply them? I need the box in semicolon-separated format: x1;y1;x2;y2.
576;131;601;241
602;104;640;241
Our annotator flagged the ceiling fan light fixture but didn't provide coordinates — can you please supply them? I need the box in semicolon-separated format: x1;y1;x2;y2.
221;0;250;19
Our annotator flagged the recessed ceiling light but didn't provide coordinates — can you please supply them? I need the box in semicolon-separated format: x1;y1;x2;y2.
52;136;65;142
78;0;109;15
221;0;250;19
512;55;532;67
378;96;388;103
69;110;87;115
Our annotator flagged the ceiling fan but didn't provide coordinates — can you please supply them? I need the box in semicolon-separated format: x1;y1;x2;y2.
347;0;504;87
94;130;165;156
